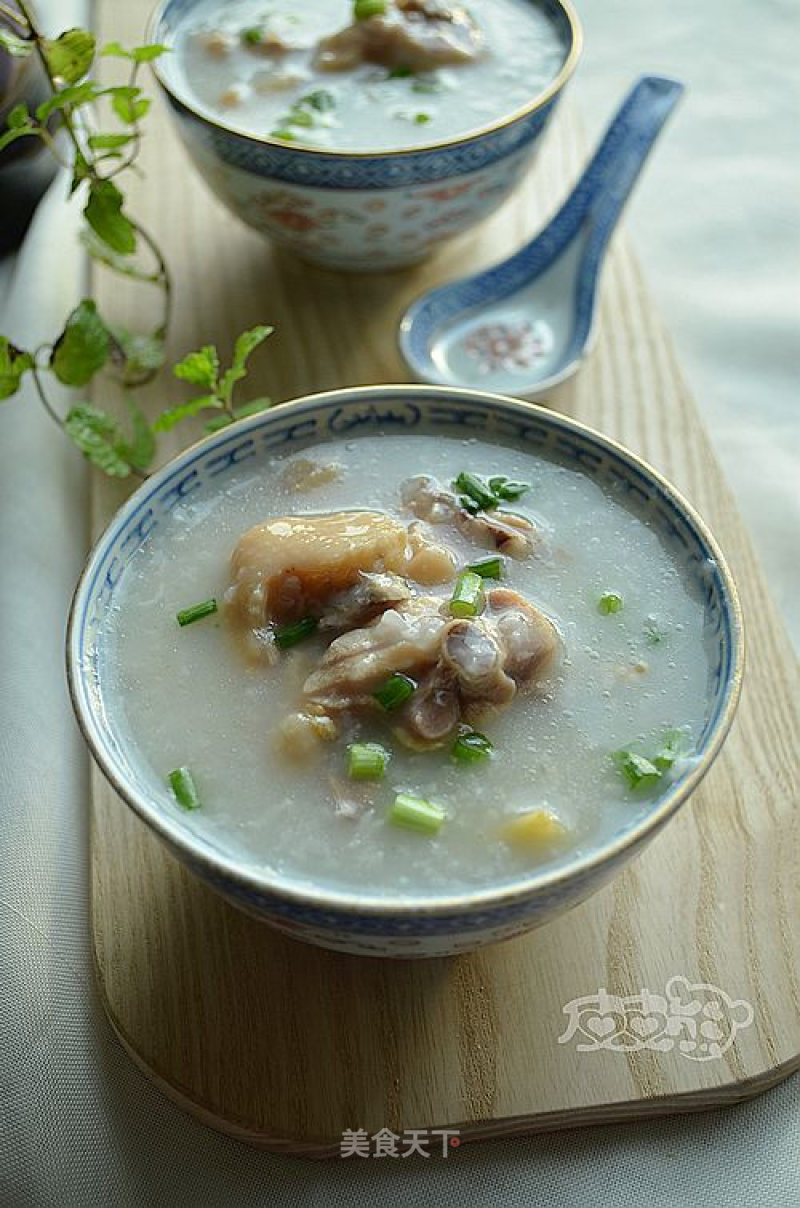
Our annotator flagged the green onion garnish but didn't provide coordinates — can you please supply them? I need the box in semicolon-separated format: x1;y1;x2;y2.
168;766;201;811
412;77;442;94
644;618;667;645
449;570;485;618
454;471;498;512
614;729;689;791
287;107;314;127
389;793;446;835
598;591;624;615
653;728;686;772
176;598;218;627
240;26;264;45
271;129;296;141
414;112;431;124
613;751;661;791
466;556;504;580
488;476;530;502
451;728;493;765
274;616;319;649
388;64;414;78
354;0;387;19
373;672;417;711
347;742;389;780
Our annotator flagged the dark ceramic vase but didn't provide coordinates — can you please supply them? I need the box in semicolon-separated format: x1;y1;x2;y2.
0;6;58;254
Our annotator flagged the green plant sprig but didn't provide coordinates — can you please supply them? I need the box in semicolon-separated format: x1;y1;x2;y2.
0;4;274;478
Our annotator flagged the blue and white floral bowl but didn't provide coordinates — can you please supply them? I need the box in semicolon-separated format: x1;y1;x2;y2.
147;0;582;270
67;386;743;958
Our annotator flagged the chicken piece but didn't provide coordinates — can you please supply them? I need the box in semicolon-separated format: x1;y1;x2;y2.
281;458;343;491
227;510;410;628
319;571;412;630
277;710;338;761
392;662;459;748
405;521;457;585
315;0;483;73
302;598;447;713
296;587;560;748
196;30;233;58
487;587;561;686
401;475;537;559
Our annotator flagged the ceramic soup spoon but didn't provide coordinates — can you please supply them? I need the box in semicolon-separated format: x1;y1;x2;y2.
399;76;684;397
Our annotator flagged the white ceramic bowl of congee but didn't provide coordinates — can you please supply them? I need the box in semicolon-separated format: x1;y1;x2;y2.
147;0;582;269
67;386;743;957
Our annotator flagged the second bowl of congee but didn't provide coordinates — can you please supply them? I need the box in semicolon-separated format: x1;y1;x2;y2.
68;387;743;956
148;0;582;267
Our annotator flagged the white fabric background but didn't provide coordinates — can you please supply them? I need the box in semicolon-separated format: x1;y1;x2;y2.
1;2;798;1205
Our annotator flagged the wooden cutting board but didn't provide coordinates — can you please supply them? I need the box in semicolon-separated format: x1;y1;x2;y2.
89;0;800;1155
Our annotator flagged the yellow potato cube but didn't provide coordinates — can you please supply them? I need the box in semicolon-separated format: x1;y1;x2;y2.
502;809;567;850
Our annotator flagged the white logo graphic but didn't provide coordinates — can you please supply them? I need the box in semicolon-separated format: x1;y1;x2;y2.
558;975;754;1061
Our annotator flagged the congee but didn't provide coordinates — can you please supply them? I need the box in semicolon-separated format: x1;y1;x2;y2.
96;433;713;898
169;0;569;150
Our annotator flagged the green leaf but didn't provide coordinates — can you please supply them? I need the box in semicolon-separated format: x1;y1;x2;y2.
101;41;170;62
36;79;100;122
613;750;662;792
173;345;219;389
152;395;222;433
84;179;137;255
108;325;165;385
88;132;134;150
120;397;155;470
131;43;170;63
64;405;131;477
111;89;150;124
70;150;91;195
0;28;32;58
79;228;155;280
233;398;272;419
0;124;38;153
7;104;30;130
0;338;34;400
50;301;110;387
218;325;273;401
43;29;96;84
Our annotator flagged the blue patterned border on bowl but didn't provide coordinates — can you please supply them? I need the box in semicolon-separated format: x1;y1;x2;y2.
149;0;574;189
68;387;743;942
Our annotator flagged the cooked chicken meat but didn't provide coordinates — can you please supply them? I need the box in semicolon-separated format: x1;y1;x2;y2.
401;475;537;559
315;0;483;73
226;509;454;642
297;587;561;747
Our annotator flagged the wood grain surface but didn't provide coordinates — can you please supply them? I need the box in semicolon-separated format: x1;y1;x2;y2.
89;0;800;1155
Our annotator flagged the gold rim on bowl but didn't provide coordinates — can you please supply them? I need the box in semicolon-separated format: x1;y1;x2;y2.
146;0;583;160
66;385;745;922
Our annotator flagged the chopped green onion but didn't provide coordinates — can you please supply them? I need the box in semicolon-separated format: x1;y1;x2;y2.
453;471;498;512
176;598;218;627
347;742;389;780
388;64;414;78
301;89;336;112
598;591;624;615
271;128;296;141
274;616;319;649
451;727;493;765
168;766;201;811
653;728;686;772
389;792;446;835
354;0;387;19
449;570;485;618
488;476;530;502
466;556;504;580
414;112;431;124
644;618;667;645
240;26;264;45
287;107;314;127
613;750;662;791
373;672;417;711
